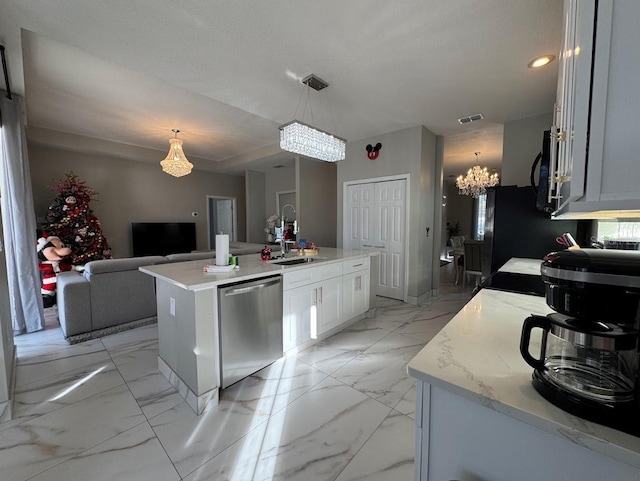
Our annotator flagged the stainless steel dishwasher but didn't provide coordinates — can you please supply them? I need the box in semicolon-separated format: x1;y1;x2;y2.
218;275;283;389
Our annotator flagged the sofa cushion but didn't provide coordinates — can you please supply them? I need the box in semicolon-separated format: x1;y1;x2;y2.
84;256;166;276
56;271;91;337
165;252;216;263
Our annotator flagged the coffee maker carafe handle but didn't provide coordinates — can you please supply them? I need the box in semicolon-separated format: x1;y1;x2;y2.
520;315;551;371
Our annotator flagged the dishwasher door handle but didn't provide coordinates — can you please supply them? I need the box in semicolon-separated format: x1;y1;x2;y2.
223;278;281;296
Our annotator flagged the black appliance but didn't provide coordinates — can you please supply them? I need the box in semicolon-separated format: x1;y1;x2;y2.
482;185;586;277
131;222;197;257
520;249;640;436
479;271;546;298
530;129;555;214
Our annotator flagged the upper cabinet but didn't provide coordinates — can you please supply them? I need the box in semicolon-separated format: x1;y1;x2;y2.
551;0;640;218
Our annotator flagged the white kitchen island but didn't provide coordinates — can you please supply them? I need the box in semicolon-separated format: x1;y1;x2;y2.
407;287;640;481
140;248;374;414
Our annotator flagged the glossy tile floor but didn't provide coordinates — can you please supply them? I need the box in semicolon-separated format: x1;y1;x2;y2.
2;267;473;481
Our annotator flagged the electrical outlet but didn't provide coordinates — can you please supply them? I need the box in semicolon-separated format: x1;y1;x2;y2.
169;297;176;316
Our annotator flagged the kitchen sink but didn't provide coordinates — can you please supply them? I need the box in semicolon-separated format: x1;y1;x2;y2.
270;257;317;266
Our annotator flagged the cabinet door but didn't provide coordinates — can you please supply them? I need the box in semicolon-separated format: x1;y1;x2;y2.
282;284;315;352
342;271;369;321
552;0;595;214
316;278;342;336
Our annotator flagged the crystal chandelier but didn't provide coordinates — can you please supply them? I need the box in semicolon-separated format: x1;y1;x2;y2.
279;75;346;162
161;129;193;177
455;152;499;198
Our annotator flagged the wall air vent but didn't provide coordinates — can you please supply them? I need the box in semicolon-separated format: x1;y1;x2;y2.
457;113;485;124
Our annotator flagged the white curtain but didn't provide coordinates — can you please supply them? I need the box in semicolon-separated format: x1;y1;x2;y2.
0;94;44;334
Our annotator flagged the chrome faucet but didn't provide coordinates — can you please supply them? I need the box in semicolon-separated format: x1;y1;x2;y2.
276;204;298;258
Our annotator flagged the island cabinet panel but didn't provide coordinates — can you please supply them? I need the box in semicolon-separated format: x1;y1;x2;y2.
315;278;342;336
416;382;640;481
282;283;315;352
342;258;370;322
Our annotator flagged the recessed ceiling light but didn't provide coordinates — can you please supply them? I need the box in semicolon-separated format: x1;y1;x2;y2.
528;55;556;68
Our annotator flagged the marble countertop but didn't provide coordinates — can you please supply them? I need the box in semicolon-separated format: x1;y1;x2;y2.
498;257;543;275
140;247;371;291
407;288;640;469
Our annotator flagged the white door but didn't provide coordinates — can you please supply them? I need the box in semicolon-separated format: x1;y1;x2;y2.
345;179;406;301
208;196;237;248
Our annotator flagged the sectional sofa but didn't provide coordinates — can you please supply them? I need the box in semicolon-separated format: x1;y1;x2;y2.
55;242;266;342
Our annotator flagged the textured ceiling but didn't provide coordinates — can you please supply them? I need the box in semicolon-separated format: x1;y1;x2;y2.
1;0;562;176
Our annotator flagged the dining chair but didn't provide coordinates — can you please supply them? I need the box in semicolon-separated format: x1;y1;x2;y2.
462;240;484;287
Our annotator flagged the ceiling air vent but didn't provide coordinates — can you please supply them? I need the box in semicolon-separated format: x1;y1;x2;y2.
457;113;485;125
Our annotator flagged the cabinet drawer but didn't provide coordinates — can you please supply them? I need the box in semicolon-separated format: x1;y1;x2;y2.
342;256;370;274
283;267;317;290
316;261;343;282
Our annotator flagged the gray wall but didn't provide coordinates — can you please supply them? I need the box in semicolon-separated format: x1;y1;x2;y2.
445;181;474;239
265;165;296;219
297;157;337;248
501;112;552;187
29;144;247;258
337;125;438;302
245;170;266;244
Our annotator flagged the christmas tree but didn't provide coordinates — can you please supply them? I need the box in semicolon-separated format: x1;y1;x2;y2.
44;172;112;264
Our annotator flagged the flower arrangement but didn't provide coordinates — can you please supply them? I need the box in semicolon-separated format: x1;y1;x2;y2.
264;214;279;234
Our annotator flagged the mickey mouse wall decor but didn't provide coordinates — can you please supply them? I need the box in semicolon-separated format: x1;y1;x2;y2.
366;142;382;160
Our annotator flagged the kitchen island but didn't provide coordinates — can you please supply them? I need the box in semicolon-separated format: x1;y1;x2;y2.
140;248;374;414
407;287;640;480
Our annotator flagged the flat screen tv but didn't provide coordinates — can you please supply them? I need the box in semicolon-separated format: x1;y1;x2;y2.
132;222;196;257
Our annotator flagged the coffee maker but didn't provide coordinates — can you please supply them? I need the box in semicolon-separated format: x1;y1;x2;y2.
520;249;640;435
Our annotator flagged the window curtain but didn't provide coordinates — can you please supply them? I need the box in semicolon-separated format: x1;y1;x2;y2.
0;94;44;334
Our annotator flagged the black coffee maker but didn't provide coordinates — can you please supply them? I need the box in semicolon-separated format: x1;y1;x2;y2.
520;249;640;435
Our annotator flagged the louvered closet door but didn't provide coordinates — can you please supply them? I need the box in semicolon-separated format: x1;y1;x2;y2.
374;180;405;300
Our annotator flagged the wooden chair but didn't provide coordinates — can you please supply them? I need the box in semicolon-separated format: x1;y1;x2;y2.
462;240;484;287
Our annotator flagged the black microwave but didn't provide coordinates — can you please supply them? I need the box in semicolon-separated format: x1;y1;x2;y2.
530;129;554;214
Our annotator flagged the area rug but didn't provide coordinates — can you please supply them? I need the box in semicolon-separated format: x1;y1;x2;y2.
65;316;158;344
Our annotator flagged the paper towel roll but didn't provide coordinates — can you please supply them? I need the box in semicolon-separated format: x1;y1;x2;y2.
216;234;229;265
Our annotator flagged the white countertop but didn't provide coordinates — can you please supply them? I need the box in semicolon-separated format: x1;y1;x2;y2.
407;288;640;469
498;257;543;276
140;247;371;291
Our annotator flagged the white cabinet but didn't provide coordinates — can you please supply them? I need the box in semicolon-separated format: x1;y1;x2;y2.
415;381;640;480
342;257;370;322
282;257;369;352
552;0;640;218
282;283;315;352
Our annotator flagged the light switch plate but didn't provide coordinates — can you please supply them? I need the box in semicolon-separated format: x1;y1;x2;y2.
169;297;176;316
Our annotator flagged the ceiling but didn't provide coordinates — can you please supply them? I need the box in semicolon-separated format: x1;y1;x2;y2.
1;1;562;177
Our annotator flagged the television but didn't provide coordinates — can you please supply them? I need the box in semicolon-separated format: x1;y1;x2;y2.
132;222;196;257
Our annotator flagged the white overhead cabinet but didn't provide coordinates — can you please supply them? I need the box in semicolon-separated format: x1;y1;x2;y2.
552;0;640;218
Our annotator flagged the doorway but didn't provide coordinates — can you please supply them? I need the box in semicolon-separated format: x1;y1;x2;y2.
344;176;409;301
207;196;237;249
276;190;296;221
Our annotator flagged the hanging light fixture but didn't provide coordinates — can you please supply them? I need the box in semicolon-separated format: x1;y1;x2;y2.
455;152;499;198
161;129;193;177
279;74;346;162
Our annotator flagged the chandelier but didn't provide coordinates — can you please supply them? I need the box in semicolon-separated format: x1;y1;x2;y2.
455;152;499;198
161;129;193;177
279;74;346;162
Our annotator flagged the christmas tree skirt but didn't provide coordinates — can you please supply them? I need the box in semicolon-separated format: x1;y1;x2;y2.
65;316;157;344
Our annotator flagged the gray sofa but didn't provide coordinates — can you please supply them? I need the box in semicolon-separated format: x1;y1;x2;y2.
55;242;265;341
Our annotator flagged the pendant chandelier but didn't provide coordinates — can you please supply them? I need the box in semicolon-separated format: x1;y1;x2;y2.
279;74;346;162
455;152;499;198
161;129;193;177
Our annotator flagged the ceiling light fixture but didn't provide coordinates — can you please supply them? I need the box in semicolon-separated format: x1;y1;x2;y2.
161;129;193;177
455;152;499;198
279;74;346;162
528;54;556;68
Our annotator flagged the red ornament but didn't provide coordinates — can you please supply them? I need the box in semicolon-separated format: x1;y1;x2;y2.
366;142;382;160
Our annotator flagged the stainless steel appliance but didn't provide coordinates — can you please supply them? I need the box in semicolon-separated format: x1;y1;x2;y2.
519;249;640;435
218;275;283;389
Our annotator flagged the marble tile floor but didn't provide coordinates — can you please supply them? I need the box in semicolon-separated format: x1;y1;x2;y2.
3;284;473;481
